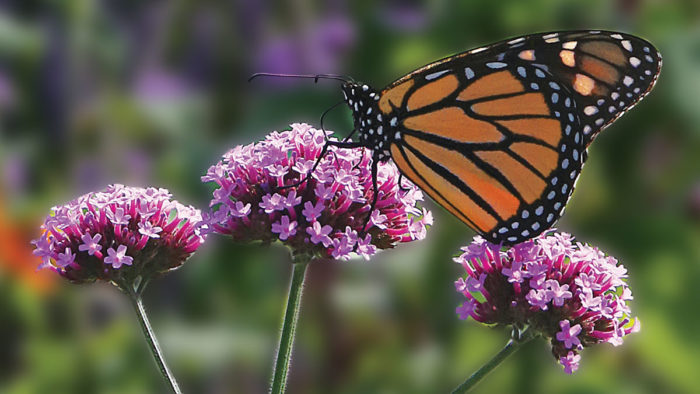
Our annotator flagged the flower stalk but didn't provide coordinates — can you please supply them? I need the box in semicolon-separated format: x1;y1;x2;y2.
451;328;535;394
270;257;310;394
125;282;182;394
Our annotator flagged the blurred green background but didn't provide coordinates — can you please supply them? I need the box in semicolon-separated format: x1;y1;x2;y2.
1;0;699;393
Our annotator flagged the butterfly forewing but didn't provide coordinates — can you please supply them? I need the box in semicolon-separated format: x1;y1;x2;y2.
374;30;661;244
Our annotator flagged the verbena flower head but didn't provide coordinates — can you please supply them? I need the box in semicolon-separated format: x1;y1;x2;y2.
202;123;431;260
454;231;639;374
31;184;205;285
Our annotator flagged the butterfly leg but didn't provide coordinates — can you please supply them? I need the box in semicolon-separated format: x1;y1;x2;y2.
319;100;345;139
397;174;411;192
360;152;380;235
278;139;365;191
342;128;358;142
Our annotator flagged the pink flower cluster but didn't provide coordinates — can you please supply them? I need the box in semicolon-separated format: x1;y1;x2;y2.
31;184;205;284
202;123;431;260
454;231;639;374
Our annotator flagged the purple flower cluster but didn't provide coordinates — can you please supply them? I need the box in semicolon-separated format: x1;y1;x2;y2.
454;231;639;374
31;184;205;284
202;123;431;260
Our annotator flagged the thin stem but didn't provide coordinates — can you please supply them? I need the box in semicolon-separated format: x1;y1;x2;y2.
270;259;310;394
451;328;535;394
128;292;183;394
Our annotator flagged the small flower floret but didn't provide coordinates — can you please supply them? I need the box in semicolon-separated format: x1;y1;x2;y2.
78;233;103;256
105;245;134;269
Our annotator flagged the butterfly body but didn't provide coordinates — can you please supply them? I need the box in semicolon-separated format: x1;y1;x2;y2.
340;83;393;160
339;31;661;244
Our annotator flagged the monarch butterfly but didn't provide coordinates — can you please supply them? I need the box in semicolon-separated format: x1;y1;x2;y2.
253;30;662;245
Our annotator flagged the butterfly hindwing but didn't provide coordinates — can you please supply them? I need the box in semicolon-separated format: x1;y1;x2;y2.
387;59;583;244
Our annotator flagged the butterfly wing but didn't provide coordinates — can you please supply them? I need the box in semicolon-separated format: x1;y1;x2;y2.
380;31;661;244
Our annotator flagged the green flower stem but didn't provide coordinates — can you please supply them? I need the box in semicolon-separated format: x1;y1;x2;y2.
270;258;310;394
128;291;183;394
451;328;535;394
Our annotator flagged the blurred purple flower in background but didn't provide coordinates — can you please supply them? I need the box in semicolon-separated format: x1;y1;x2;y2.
255;15;356;76
307;15;356;72
133;66;193;102
378;3;430;32
31;184;205;284
202;123;431;261
454;231;639;374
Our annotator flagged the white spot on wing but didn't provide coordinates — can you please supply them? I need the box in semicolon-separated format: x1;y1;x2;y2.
584;106;598;115
517;66;526;77
562;41;577;49
425;70;449;80
630;57;641;67
621;40;632;51
486;62;508;69
623;76;634;86
464;67;475;79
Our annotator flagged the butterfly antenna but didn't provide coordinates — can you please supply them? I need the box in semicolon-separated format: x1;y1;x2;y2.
248;72;354;84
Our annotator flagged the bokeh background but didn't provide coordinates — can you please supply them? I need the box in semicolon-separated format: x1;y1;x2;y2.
1;1;699;393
